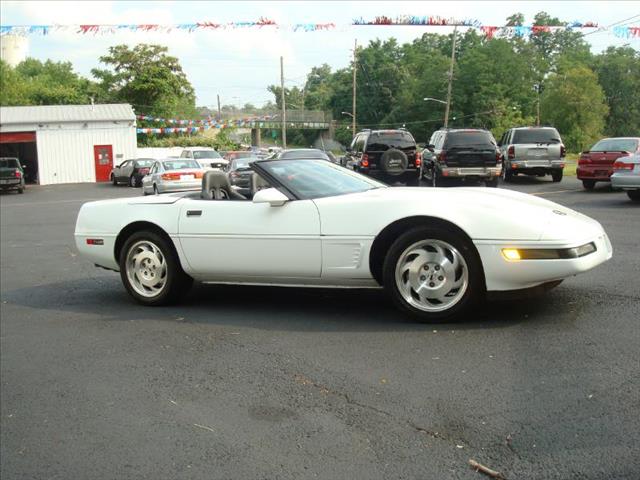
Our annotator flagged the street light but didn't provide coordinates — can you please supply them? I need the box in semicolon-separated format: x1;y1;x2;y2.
341;111;354;118
423;97;447;105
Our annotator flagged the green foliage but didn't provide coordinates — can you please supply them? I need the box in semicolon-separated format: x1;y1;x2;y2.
92;44;196;117
541;65;608;152
1;58;94;105
138;129;239;149
592;47;640;137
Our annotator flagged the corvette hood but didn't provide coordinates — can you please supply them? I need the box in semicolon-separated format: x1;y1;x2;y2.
314;187;604;242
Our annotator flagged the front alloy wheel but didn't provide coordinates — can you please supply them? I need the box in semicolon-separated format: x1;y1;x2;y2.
383;226;483;322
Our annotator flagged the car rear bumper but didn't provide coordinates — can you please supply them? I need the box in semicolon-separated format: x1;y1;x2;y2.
509;159;564;171
0;178;22;189
440;166;501;178
577;166;613;181
157;180;201;193
475;232;612;291
610;172;640;190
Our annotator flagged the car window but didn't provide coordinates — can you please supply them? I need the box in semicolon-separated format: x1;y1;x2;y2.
161;160;200;170
230;158;256;170
444;131;496;148
0;158;20;168
356;134;366;153
259;159;385;199
149;163;158;174
512;129;561;144
193;150;221;159
435;132;445;149
590;138;639;152
135;159;154;167
280;150;329;161
366;132;416;151
180;151;189;158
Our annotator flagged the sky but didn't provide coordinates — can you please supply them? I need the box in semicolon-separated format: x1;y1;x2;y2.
1;0;639;111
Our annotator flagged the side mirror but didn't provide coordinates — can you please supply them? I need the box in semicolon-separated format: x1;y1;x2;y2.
22;164;27;169
252;187;288;207
426;144;435;152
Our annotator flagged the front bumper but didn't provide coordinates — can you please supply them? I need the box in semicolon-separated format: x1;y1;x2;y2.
577;165;612;181
610;172;640;190
475;232;612;291
441;166;501;178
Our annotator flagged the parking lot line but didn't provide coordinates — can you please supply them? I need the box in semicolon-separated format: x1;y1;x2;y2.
531;188;583;196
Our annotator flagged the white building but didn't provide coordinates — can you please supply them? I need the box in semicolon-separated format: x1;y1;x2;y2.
0;104;137;185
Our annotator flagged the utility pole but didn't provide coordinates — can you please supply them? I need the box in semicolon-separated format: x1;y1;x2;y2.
534;84;541;126
444;26;457;128
280;56;286;148
216;94;221;121
352;39;357;136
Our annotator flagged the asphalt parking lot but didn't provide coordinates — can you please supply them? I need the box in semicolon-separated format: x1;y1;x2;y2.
1;177;639;480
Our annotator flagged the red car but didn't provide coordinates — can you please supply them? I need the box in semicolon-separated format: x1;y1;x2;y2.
577;137;640;190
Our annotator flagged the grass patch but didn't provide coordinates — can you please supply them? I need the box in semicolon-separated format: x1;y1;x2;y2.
564;153;579;176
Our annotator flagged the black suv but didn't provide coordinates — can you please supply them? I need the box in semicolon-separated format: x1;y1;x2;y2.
344;129;420;185
421;128;502;187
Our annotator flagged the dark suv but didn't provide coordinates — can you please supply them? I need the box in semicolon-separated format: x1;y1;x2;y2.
421;129;502;187
345;129;420;185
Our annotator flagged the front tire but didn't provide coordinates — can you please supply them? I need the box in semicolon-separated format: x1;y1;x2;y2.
382;226;484;322
129;175;137;187
583;180;596;190
119;231;193;306
502;165;513;182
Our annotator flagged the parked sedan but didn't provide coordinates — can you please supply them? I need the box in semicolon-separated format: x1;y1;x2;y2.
141;159;205;195
111;158;155;187
577;137;640;190
611;153;640;201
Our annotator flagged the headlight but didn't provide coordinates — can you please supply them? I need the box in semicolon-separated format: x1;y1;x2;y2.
502;242;596;261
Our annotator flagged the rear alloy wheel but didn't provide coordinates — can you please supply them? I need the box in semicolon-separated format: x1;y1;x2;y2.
582;180;596;190
628;190;640;202
119;231;192;305
383;226;483;322
551;170;563;182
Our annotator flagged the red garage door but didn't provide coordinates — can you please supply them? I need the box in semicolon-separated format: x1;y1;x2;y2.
0;132;36;143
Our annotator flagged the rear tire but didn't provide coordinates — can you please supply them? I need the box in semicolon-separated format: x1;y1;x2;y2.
582;180;596;190
551;170;563;182
129;175;137;187
628;190;640;201
17;187;24;194
382;226;484;323
112;174;117;186
119;230;193;306
153;184;159;195
502;165;513;182
485;177;499;188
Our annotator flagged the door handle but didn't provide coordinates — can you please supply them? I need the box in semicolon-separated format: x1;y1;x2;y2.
186;210;202;217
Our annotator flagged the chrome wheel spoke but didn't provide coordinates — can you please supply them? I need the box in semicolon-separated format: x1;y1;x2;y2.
394;238;469;313
125;240;168;298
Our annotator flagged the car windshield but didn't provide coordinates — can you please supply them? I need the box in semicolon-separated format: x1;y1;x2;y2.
445;131;496;148
135;159;154;167
231;158;256;170
590;138;639;152
0;158;20;168
366;132;416;151
279;150;329;160
512;129;561;144
192;150;221;159
161;160;200;170
259;159;385;200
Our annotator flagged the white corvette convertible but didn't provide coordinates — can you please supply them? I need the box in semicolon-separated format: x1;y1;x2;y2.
75;158;612;322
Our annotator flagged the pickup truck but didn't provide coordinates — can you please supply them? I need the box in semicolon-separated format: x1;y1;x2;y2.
0;157;26;194
498;127;566;182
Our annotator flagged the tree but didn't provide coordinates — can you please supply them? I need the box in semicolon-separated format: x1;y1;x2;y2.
1;58;94;106
541;65;608;152
593;46;640;137
92;44;196;117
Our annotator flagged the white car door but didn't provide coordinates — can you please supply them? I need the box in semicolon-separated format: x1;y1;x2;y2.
177;197;321;279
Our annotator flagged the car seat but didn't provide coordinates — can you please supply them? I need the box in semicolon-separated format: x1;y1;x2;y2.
201;170;246;200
